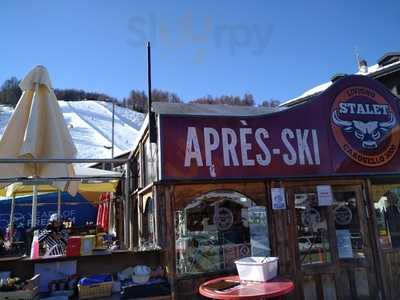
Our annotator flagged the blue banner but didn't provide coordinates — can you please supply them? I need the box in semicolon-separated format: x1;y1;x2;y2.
0;192;97;232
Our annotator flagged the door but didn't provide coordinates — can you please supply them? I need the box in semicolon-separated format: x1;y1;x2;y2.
287;184;379;300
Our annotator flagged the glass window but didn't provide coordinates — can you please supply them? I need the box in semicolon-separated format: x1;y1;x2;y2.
332;191;365;259
295;192;331;266
134;152;142;190
140;196;156;249
143;138;157;186
131;155;140;191
372;185;400;250
175;191;270;275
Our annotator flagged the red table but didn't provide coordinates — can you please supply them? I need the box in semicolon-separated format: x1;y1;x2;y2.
199;275;294;300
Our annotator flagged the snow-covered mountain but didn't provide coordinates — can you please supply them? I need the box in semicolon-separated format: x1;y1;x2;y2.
0;101;145;158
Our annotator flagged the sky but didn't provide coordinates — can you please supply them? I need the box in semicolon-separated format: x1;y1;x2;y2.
1;0;399;104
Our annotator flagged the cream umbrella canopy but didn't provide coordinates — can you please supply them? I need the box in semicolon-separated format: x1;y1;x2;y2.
0;65;79;228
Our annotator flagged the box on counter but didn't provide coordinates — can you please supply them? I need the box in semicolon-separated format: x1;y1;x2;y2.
80;235;96;256
235;256;278;282
66;236;81;257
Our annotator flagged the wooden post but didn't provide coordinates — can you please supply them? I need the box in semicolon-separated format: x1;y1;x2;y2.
365;179;388;300
165;185;177;299
57;190;61;216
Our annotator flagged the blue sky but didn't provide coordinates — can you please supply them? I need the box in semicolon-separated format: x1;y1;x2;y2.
1;0;399;104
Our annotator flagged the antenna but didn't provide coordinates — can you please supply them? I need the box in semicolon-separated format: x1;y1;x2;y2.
354;46;361;67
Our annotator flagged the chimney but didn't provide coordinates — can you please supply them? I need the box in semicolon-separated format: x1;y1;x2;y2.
358;59;368;74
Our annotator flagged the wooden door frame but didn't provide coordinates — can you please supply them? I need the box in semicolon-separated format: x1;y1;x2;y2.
286;184;340;300
336;185;379;299
283;180;380;300
364;179;392;300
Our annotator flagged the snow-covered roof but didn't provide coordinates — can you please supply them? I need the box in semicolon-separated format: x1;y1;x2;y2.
280;59;400;107
152;102;282;116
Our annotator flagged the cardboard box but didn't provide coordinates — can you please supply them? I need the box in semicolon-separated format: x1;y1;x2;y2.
0;274;40;300
66;236;81;257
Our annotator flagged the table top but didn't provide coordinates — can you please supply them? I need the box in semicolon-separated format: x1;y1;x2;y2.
199;275;294;300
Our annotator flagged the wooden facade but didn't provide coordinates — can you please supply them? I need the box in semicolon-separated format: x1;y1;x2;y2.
129;75;400;299
141;178;400;300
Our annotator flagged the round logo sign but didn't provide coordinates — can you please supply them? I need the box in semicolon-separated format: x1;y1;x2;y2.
331;86;400;167
301;207;321;227
213;207;233;231
334;204;353;225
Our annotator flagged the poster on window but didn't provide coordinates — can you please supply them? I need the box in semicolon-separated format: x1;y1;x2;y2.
336;229;353;258
248;206;270;257
271;188;286;210
317;185;333;206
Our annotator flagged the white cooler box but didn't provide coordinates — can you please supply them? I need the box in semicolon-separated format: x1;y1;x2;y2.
235;257;278;282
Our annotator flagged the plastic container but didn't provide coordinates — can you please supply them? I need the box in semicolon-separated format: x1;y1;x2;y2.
80;235;95;256
234;257;278;282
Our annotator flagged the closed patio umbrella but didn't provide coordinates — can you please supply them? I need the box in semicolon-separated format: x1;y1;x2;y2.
0;65;79;228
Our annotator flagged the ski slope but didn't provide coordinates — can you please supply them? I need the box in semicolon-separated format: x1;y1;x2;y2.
0;101;145;158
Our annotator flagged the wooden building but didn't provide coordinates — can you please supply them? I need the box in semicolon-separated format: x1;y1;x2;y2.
130;73;400;300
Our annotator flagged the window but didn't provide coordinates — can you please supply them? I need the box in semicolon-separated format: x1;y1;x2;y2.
295;192;331;265
139;195;156;249
332;191;365;259
372;185;400;250
131;155;140;191
143;138;157;186
294;187;366;266
175;191;270;275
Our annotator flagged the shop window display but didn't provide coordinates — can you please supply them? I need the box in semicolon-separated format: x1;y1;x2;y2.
175;191;270;275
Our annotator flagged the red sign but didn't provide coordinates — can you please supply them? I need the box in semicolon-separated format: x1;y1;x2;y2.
160;76;400;180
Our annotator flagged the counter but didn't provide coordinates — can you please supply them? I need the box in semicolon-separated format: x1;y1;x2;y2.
0;250;163;279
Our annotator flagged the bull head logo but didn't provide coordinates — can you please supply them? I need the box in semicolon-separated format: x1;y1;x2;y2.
332;111;396;149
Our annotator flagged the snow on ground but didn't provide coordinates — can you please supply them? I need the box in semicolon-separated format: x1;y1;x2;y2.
0;101;145;158
0;105;13;137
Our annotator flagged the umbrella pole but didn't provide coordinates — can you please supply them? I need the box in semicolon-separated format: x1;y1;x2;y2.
57;190;61;216
9;194;16;243
31;185;38;228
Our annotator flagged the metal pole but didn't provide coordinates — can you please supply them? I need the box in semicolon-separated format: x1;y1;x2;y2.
147;41;157;143
9;194;16;243
0;158;128;163
31;185;37;228
147;42;152;117
57;190;61;216
112;101;115;159
124;161;131;249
